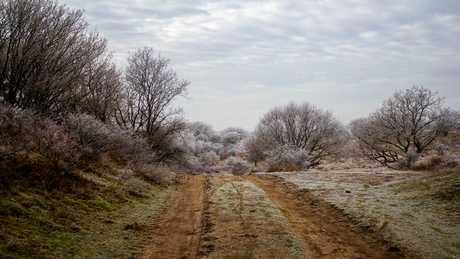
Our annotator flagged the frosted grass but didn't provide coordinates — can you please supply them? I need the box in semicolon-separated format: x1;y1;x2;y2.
267;170;460;258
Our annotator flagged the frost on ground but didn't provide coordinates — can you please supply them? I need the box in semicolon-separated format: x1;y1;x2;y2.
200;174;309;258
264;170;460;258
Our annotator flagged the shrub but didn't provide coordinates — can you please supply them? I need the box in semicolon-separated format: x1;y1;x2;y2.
0;104;33;159
199;151;220;166
29;116;80;170
135;164;171;184
0;104;163;192
265;144;310;172
61;113;115;161
225;156;251;176
411;155;444;171
394;148;421;170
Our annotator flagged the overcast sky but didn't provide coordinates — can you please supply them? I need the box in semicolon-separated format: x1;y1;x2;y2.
63;0;460;131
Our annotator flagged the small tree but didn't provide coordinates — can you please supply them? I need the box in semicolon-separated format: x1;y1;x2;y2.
243;134;265;167
350;85;450;168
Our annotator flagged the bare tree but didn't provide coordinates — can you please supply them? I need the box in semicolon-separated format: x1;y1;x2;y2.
349;117;400;167
243;134;266;167
0;0;108;116
253;101;345;167
79;54;123;123
350;85;449;168
115;46;189;158
437;108;460;135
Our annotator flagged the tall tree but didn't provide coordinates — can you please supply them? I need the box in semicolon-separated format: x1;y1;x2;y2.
115;46;189;156
0;0;107;116
78;54;123;123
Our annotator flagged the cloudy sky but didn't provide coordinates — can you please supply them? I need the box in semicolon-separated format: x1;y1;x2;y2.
63;0;460;131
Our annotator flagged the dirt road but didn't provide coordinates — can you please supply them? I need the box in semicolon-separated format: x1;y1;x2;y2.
141;174;409;258
142;174;206;259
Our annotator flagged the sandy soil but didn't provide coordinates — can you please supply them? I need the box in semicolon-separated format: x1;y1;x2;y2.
140;174;411;258
142;174;206;259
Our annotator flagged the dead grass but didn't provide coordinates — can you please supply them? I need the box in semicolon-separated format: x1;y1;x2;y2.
258;168;460;258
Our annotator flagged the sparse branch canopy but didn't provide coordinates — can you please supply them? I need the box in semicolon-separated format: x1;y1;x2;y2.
350;85;449;168
116;46;189;154
252;101;345;167
78;54;123;123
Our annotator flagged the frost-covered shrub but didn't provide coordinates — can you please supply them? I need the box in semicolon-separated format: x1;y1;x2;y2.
0;104;34;158
394;148;420;170
221;132;242;146
200;151;220;166
0;105;80;170
225;156;251;175
61;113;157;166
62;113;115;161
265;144;310;172
173;123;224;168
219;128;248;159
29;116;81;170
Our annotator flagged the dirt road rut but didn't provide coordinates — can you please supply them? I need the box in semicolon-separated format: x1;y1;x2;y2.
142;174;206;259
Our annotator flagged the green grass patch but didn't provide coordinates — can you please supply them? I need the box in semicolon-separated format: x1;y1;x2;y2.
0;162;182;258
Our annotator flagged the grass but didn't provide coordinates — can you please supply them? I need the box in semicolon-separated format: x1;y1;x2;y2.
261;168;460;258
200;174;308;258
0;158;182;259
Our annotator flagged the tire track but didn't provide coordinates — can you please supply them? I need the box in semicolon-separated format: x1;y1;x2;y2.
142;174;206;259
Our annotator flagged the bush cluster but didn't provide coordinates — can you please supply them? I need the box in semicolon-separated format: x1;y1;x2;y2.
0;104;164;191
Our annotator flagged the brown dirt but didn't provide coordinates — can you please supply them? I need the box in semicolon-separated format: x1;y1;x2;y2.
140;174;413;258
246;175;411;258
142;174;206;259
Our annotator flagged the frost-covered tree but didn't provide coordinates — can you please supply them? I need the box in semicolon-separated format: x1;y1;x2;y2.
115;46;189;138
349;85;451;168
252;101;345;167
0;0;108;117
219;127;249;159
115;47;189;160
174;121;223;168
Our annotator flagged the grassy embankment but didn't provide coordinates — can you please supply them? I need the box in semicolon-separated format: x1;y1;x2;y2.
0;157;183;259
264;167;460;258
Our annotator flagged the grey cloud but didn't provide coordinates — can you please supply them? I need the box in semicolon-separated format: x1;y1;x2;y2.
61;0;460;130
